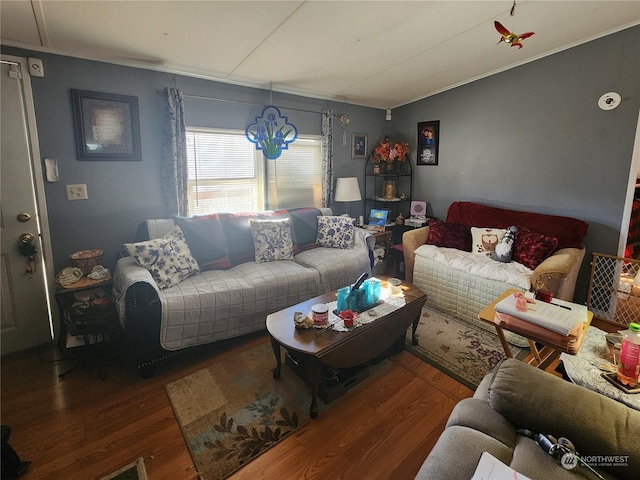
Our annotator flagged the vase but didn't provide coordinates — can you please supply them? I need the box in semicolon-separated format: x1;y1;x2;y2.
385;162;397;173
382;180;396;199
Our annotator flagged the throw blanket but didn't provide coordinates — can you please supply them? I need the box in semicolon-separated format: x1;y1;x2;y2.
113;256;322;350
414;244;532;290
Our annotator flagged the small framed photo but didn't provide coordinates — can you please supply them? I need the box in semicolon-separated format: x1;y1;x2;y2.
352;132;368;159
417;120;439;165
71;89;142;161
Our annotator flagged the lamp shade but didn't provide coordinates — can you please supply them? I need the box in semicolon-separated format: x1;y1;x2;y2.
334;177;362;202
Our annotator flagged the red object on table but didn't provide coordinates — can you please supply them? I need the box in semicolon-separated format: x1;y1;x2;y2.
339;309;357;328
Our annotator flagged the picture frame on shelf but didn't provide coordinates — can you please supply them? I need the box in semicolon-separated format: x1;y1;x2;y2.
352;132;368;159
417;120;439;166
71;89;142;161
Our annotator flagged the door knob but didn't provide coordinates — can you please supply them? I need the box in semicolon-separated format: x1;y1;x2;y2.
17;212;31;222
19;233;35;244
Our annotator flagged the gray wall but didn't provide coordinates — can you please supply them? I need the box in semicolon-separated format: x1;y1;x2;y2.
392;26;640;302
3;24;639;303
1;46;386;273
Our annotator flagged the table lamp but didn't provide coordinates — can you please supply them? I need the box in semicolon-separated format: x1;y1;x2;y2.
334;177;362;219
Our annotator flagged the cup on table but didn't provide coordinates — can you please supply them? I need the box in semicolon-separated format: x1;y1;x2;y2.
388;278;402;296
536;290;553;303
311;303;328;326
364;278;381;306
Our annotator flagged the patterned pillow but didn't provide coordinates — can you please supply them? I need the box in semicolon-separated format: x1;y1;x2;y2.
249;218;294;263
471;227;507;256
513;226;559;270
124;226;200;289
426;219;472;251
316;216;355;249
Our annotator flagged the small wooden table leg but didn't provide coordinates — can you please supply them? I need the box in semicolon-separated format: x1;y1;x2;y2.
528;339;541;363
538;348;562;371
412;314;420;346
307;358;322;418
494;325;513;358
270;335;282;379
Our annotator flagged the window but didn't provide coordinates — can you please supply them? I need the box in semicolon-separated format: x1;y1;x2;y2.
186;128;323;215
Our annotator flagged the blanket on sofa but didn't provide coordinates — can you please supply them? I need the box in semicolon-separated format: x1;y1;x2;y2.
114;256;324;350
414;244;533;290
113;210;375;350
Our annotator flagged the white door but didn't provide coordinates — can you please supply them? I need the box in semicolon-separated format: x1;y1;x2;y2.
1;55;54;354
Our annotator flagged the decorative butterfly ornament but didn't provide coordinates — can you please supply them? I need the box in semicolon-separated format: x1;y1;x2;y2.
494;21;534;49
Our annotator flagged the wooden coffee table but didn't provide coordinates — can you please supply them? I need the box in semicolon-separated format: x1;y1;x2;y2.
266;277;426;418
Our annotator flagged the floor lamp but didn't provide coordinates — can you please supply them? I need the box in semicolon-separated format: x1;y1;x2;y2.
334;177;362;220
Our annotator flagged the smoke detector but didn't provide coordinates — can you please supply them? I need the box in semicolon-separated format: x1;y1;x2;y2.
598;92;621;111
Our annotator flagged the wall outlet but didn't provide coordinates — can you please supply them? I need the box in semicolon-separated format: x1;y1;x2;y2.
66;184;88;200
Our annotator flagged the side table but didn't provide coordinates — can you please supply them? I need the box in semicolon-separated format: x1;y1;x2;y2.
359;228;392;275
54;276;121;379
478;289;593;370
560;327;640;411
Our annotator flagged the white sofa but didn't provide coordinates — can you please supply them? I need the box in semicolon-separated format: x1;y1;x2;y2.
113;207;374;375
403;202;589;343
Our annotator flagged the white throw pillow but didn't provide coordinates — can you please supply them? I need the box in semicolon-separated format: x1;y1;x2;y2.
124;225;200;289
470;227;507;256
316;216;355;249
249;218;294;263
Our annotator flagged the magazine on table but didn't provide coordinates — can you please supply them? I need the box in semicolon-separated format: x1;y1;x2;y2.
494;293;587;336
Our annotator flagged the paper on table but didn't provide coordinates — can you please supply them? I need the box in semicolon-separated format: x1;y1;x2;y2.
471;452;532;480
494;294;587;336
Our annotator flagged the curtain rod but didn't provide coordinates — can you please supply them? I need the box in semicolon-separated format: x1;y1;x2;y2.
156;89;327;115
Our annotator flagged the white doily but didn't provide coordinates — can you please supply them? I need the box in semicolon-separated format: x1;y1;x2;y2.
317;289;407;332
561;326;640;411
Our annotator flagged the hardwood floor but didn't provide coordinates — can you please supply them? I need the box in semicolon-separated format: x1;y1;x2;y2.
0;332;473;480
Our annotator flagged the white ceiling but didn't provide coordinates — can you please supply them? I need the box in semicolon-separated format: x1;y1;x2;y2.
2;1;639;109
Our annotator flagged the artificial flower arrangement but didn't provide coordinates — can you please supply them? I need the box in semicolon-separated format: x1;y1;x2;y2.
370;136;410;165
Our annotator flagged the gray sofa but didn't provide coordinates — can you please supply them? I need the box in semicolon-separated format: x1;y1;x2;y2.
416;358;639;480
113;207;374;374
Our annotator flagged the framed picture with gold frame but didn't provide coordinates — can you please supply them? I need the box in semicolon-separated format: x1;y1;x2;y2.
71;89;142;161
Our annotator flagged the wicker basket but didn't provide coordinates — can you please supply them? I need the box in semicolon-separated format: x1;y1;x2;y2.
69;249;104;275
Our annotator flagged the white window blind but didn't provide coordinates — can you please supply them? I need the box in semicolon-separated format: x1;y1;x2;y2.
266;136;323;210
186;127;322;215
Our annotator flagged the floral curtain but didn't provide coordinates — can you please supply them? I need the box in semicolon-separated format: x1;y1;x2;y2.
321;109;333;208
160;87;188;216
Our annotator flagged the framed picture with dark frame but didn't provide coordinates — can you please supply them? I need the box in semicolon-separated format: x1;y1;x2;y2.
71;89;142;161
417;120;439;165
351;132;368;159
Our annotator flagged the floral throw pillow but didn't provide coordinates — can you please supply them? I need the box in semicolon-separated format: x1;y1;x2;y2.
425;219;472;251
513;226;559;270
249;218;294;263
124;226;200;289
471;227;507;256
316;216;355;249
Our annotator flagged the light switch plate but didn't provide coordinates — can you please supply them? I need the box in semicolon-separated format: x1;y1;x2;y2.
44;158;59;182
66;184;88;200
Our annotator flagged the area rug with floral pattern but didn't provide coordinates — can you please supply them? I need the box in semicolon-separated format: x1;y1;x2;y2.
165;341;389;480
405;304;528;389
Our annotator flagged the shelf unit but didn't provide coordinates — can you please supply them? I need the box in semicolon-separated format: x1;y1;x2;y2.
364;160;413;245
